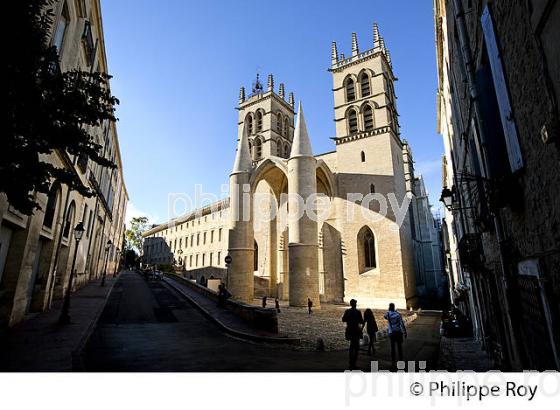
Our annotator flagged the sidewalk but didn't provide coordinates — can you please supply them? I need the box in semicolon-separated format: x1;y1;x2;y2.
163;276;299;344
0;276;116;371
438;336;495;371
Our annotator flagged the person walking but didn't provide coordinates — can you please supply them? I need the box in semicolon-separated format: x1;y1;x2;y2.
307;297;313;314
342;299;364;370
275;298;281;313
363;308;378;355
384;303;407;368
262;296;267;308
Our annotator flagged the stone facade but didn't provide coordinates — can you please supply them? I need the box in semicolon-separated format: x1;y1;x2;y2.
143;25;420;310
434;0;559;370
0;0;128;327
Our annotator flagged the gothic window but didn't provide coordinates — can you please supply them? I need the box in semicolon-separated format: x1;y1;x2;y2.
363;104;374;131
276;140;283;156
256;110;263;131
360;72;370;97
370;184;375;194
247;114;254;135
254;137;263;159
348;109;358;134
43;182;60;229
62;201;76;239
345;77;356;102
283;118;289;137
276;112;283;134
284;143;290;158
361;151;366;162
358;226;377;272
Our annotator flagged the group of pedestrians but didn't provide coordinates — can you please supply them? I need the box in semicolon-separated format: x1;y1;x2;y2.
342;300;407;370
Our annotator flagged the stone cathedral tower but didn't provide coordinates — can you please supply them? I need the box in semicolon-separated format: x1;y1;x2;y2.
237;74;295;163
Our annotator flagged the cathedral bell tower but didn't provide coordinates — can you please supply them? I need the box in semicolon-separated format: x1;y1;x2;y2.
237;74;295;164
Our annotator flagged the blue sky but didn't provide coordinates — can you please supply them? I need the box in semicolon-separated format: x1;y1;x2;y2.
100;0;444;224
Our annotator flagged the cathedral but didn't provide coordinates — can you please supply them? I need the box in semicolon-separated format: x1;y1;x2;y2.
143;24;421;309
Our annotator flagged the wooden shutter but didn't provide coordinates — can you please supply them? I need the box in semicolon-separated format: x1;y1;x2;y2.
481;6;523;172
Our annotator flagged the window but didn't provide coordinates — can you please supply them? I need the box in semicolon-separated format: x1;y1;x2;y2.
197;233;200;246
363;104;374;131
210;253;213;266
284;144;290;158
53;2;70;54
256;111;263;131
254;240;258;271
203;232;207;244
217;252;221;265
247;115;254;135
276;140;283;156
43;183;60;229
358;226;377;271
211;230;214;243
62;201;76;239
370;184;375;194
196;254;199;267
361;151;366;162
276;113;283;134
360;73;370;97
190;255;193;267
202;254;205;266
218;228;222;242
284;118;289;137
254;138;262;159
345;78;356;102
348;109;358;134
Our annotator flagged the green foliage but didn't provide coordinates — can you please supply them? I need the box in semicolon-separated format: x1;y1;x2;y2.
3;0;118;215
125;216;150;253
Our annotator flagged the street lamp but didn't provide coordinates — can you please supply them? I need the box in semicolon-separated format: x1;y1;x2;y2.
439;187;455;211
100;239;112;287
58;222;85;324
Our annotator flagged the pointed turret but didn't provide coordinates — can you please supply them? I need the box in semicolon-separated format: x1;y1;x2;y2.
386;49;392;66
340;52;345;61
373;22;380;48
290;102;313;158
279;83;285;99
380;37;386;53
232;124;252;174
331;41;338;65
267;74;274;92
351;32;359;56
288;92;295;108
239;86;245;104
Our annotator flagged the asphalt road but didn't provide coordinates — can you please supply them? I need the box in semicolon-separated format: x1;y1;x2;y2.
83;271;441;372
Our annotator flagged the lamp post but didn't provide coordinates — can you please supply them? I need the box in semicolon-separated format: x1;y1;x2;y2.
440;187;455;211
100;239;112;287
58;222;85;324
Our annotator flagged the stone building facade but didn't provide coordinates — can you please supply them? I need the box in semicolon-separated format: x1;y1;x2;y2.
144;25;425;309
0;0;128;327
434;0;559;369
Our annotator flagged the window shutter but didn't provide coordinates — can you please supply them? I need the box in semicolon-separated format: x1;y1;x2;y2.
481;6;523;172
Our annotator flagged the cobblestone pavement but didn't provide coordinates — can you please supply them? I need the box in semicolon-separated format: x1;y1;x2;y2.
438;336;495;371
255;299;415;351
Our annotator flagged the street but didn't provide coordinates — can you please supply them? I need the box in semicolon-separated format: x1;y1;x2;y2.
83;271;442;372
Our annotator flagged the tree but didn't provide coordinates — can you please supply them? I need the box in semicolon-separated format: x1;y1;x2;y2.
125;216;150;254
4;0;118;215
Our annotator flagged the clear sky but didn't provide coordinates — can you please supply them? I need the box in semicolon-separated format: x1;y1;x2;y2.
100;0;444;225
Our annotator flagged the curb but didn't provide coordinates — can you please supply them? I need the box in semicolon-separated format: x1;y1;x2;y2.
71;277;118;371
163;276;300;345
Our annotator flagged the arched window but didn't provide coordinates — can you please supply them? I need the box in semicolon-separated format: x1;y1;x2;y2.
43;182;60;229
361;151;366;162
358;226;377;272
348;109;358;134
276;140;283;156
247;114;254;135
345;78;356;102
284;143;290;158
256;110;263;131
254;137;262;159
283;117;289;137
254;240;258;271
62;201;76;239
370;184;375;194
360;72;370;97
363;104;374;131
276;112;283;134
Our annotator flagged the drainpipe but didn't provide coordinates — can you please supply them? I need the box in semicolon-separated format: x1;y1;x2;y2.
452;0;521;370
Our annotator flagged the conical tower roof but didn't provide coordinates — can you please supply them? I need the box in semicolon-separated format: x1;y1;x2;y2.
290;102;313;158
232;124;252;173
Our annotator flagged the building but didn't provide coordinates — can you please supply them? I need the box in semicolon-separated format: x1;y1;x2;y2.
403;143;447;307
0;0;128;327
144;24;422;309
434;0;559;369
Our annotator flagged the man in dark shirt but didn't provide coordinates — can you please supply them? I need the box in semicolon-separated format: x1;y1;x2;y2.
342;299;364;370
